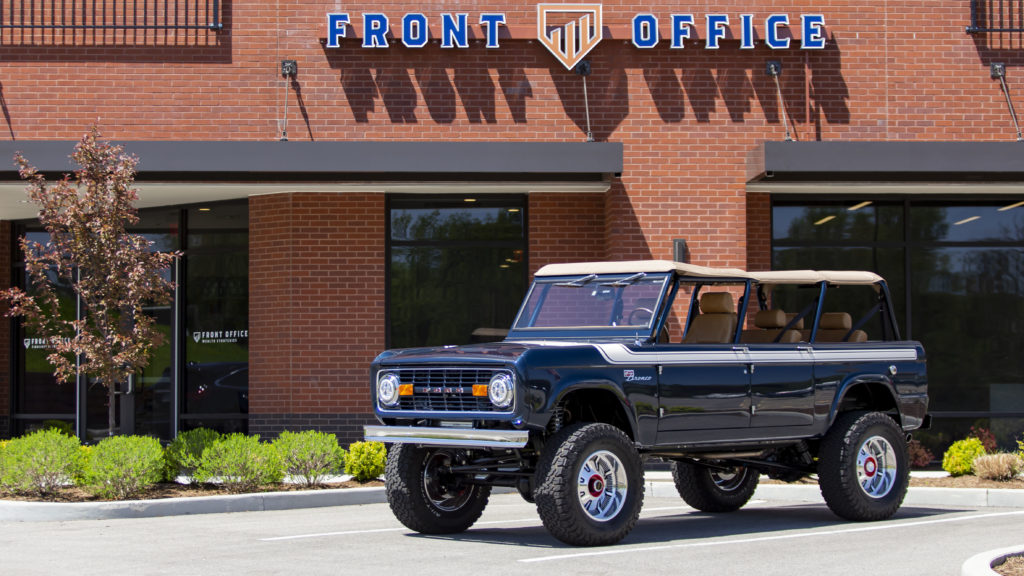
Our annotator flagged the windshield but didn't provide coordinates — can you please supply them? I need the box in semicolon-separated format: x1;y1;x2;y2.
512;273;670;331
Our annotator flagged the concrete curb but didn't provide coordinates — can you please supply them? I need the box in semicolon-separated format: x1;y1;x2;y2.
961;544;1024;576
0;486;386;522
2;479;1023;523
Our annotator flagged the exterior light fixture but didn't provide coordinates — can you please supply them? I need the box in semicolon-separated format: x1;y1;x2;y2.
574;60;594;142
991;62;1023;142
766;60;794;141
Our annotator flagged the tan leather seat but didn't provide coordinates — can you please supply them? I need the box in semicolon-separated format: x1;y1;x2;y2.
741;309;801;344
683;292;736;344
815;312;868;342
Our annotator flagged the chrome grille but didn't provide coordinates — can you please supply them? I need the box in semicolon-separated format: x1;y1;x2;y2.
381;367;513;413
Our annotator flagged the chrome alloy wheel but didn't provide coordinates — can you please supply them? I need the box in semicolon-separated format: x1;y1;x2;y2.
576;449;628;522
709;467;749;492
856;435;898;499
423;451;473;512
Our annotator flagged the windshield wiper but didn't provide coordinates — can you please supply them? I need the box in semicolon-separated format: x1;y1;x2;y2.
554;274;598;287
599;272;646;287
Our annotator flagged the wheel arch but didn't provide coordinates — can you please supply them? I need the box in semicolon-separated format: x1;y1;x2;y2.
829;377;901;427
548;383;637;441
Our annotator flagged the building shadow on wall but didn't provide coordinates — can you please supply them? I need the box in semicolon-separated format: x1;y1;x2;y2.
0;0;232;62
640;43;849;140
549;45;630;141
323;42;532;125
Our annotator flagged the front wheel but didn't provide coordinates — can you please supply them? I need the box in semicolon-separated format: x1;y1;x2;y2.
534;423;645;546
385;445;491;534
818;411;909;521
672;460;759;512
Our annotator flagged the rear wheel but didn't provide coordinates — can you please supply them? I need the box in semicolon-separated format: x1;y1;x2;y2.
671;460;759;512
385;445;491;534
818;411;909;521
534;423;644;546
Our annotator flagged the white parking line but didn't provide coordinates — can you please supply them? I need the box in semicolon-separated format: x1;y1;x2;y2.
519;510;1024;563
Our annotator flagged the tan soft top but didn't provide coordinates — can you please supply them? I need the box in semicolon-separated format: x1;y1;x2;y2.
534;260;884;286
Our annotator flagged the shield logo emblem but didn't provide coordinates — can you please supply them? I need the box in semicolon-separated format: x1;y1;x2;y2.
537;4;602;70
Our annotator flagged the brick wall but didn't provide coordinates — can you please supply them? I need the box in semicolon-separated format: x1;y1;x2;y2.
248;193;385;444
528;193;605;274
2;1;1017;435
0;221;9;438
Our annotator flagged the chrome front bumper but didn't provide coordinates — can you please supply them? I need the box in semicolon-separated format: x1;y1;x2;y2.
363;425;529;449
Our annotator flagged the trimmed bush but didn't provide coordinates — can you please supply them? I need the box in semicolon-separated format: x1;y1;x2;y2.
970;425;998;453
973;453;1023;481
166;428;221;482
87;435;166;499
40;420;74;437
345;441;386;482
942;437;987;477
0;429;83;495
273;430;347;487
908;439;935;468
195;434;285;492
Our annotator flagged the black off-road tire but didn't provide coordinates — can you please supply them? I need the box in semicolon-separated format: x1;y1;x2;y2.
818;411;910;521
671;460;759;512
534;423;645;546
385;444;491;534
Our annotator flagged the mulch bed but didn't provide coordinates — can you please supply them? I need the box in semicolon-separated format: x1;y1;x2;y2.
0;480;384;503
995;555;1024;576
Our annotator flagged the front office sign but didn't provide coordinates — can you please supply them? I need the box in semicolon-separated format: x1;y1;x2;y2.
326;4;827;70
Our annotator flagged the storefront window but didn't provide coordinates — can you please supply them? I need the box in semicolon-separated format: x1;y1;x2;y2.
773;198;1024;456
9;201;248;439
388;196;527;349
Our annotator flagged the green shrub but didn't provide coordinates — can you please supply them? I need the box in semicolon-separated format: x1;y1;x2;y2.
86;436;166;499
273;430;347;487
0;429;83;495
973;453;1023;481
345;441;386;482
40;419;74;437
166;428;221;482
943;437;987;476
195;434;284;492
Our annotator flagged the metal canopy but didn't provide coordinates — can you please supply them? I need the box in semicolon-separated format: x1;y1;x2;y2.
747;141;1024;195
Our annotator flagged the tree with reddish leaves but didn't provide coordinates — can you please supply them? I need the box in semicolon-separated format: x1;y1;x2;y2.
1;128;179;437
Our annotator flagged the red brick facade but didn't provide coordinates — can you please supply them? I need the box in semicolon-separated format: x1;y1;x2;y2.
1;1;1020;440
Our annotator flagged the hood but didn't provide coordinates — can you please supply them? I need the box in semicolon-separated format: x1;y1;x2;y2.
374;340;581;365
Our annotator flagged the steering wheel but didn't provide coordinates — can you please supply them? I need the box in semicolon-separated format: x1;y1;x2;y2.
627;307;654;326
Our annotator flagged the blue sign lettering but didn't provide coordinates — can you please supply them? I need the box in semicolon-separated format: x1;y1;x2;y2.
632;14;658;48
479;13;506;48
441;13;469;48
671;14;693;48
802;14;826;49
326;13;349;48
402;13;428;48
363;13;389;48
706;14;728;49
766;14;790;49
740;14;755;49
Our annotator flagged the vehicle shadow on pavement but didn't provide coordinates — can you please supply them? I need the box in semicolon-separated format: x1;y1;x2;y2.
406;504;969;549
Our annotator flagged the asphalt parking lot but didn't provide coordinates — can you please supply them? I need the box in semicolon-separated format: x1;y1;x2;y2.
2;494;1023;575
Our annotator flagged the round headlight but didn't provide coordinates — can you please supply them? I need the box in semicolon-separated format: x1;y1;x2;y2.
488;373;514;409
377;373;401;407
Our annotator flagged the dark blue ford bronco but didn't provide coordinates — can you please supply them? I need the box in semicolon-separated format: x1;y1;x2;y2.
365;261;929;546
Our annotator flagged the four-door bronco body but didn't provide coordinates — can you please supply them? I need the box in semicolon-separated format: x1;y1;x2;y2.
365;260;929;546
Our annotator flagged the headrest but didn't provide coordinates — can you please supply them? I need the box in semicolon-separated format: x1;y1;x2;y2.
700;292;734;314
754;309;786;329
785;313;804;330
820;312;852;330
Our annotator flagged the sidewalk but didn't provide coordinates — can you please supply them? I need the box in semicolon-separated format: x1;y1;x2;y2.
2;471;1023;523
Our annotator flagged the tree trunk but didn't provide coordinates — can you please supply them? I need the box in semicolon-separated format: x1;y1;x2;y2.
108;383;117;437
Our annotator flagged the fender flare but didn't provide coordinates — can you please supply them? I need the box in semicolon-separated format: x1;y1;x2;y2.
545;379;638;441
828;375;901;427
